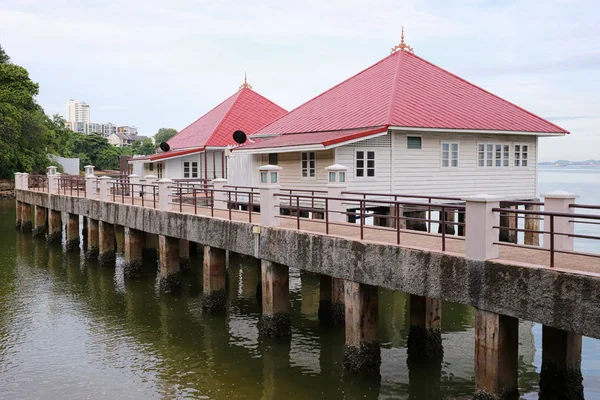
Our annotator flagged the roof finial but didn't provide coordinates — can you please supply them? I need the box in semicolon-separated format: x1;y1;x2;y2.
239;72;253;90
391;26;414;54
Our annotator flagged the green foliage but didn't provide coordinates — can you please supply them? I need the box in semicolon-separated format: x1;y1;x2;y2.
131;138;156;156
0;44;9;64
155;127;178;144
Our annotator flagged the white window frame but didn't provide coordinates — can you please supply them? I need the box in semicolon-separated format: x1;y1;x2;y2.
183;161;199;178
301;152;316;178
157;163;163;179
478;143;510;168
514;144;529;167
355;149;376;178
441;142;459;168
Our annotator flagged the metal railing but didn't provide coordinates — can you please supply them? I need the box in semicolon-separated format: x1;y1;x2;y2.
58;175;86;197
111;181;158;209
28;175;48;192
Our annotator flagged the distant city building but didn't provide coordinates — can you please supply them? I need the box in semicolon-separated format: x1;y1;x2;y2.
108;132;147;147
66;100;90;123
117;125;138;136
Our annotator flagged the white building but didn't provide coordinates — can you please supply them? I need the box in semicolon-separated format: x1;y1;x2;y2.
66;100;90;124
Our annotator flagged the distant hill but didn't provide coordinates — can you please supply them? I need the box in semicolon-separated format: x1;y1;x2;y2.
539;160;600;166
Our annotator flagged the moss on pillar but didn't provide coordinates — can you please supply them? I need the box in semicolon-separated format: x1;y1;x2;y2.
343;342;381;374
259;312;291;337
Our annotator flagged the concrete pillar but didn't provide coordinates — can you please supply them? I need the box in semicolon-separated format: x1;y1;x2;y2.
21;202;32;231
15;200;22;229
22;172;29;190
203;245;227;312
47;209;62;244
124;227;144;278
158;235;180;292
318;274;334;325
542;191;578;252
407;295;443;360
259;260;290;336
332;277;345;326
437;209;456;235
14;173;22;190
179;239;190;269
143;232;158;261
115;225;124;255
258;165;281;227
405;210;427;231
66;213;79;251
499;204;518;243
464;195;501;261
35;206;49;237
158;179;173;211
325;164;348;224
539;326;584;400
98;176;111;202
386;204;404;229
98;221;116;265
524;204;540;246
474;310;519;400
48;174;59;195
212;178;228;210
343;281;380;373
86;218;99;260
85;176;98;199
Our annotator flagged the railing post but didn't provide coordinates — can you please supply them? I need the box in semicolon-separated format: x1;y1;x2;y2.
22;173;29;190
145;174;157;185
212;178;228;210
98;176;111;202
86;176;98;199
129;174;140;197
84;165;95;176
48;174;59;195
325;164;348;224
258;165;282;227
464;195;501;261
158;179;173;211
542;191;578;252
14;173;22;190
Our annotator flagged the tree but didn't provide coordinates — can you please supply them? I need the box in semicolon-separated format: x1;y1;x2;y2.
131;138;156;156
96;146;123;170
0;44;9;64
154;127;178;144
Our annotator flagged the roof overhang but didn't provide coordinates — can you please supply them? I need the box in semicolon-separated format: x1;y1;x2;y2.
389;126;568;137
133;147;207;163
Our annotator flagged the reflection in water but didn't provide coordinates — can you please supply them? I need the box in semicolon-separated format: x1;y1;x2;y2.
0;199;599;399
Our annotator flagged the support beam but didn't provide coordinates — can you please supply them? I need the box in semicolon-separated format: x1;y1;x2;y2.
405;210;427;232
437;210;455;235
524;204;540;246
66;213;79;251
539;326;584;400
15;200;22;229
158;235;180;292
21;202;32;232
47;209;62;244
318;274;334;325
259;260;290;337
407;295;443;360
98;220;116;265
332;277;345;326
124;227;144;278
499;205;518;244
86;218;99;260
474;310;519;400
115;224;124;255
203;245;227;312
33;205;47;237
343;281;380;373
179;239;190;270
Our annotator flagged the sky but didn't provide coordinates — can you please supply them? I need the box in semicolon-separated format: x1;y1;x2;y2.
0;0;598;162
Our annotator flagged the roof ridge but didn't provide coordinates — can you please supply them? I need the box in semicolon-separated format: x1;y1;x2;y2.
403;51;568;133
386;51;403;124
208;88;248;144
167;90;243;144
277;125;389;136
257;52;400;134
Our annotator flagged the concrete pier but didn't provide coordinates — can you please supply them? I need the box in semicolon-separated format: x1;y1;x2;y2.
21;202;32;232
318;274;334;325
158;235;180;292
98;221;116;265
115;225;124;255
407;295;443;360
499;205;518;243
124;227;144;278
15;200;22;228
524;204;541;246
343;281;380;373
179;239;190;270
33;205;47;237
85;218;99;260
259;260;291;337
66;213;79;251
47;209;62;244
539;326;584;400
474;310;519;400
203;245;227;312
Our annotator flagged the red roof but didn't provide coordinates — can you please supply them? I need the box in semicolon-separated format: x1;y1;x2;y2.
253;50;567;139
148;147;205;161
238;126;389;151
167;87;287;150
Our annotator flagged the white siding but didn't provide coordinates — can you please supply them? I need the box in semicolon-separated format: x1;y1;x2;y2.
229;153;260;187
258;150;334;190
390;131;537;199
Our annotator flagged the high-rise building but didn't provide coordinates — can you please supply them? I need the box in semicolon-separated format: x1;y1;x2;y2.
66;100;91;123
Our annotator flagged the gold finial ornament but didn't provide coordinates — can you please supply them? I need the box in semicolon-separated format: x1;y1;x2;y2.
239;72;253;90
390;26;414;54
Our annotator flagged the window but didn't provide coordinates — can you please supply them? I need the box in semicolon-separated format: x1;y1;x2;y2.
301;152;316;178
269;153;278;165
478;143;509;167
514;145;528;167
157;163;163;179
183;161;198;178
149;163;154;172
442;142;459;167
407;136;422;149
356;150;375;177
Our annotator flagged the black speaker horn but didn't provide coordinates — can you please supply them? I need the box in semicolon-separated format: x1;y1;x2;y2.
233;130;247;145
159;142;170;152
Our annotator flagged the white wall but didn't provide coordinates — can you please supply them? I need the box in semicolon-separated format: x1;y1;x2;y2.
229;153;260;187
49;154;80;175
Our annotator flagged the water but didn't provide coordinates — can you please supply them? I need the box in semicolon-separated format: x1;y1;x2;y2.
0;167;599;399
